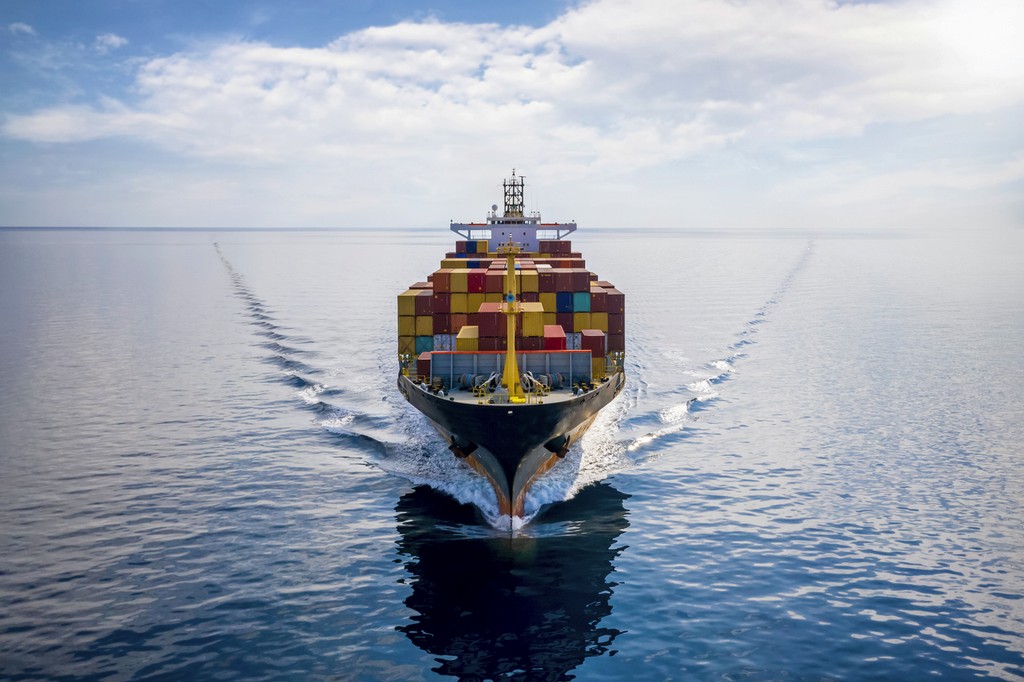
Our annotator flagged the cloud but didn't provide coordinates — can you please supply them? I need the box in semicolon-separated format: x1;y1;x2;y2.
7;22;36;36
94;33;128;53
2;0;1022;228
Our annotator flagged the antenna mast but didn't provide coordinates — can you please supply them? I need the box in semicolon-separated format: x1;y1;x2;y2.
503;169;525;218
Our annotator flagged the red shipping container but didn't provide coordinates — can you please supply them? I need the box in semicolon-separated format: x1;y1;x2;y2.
553;269;573;292
556;312;574;332
519;336;543;351
414;290;433;315
605;288;625;314
521;292;539;303
590;288;607;313
479;336;507;351
468;269;487;293
450;313;469;332
570;269;590;291
485;271;504;293
416;352;432;379
581;329;606;358
478;302;502;314
432;313;452;334
456;240;468;254
543;324;566;351
479;315;503;337
410;281;432;290
433;270;452;293
539;270;557;292
608;313;624;335
607;333;625;352
433;292;451;314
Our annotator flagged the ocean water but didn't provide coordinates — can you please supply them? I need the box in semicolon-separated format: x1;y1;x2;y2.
1;226;1022;681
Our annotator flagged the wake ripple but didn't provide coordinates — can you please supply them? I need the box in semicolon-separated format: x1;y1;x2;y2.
213;240;816;530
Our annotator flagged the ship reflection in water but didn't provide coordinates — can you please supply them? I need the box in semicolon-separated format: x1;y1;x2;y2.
394;483;630;680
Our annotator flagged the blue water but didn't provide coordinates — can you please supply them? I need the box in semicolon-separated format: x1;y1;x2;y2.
1;227;1022;680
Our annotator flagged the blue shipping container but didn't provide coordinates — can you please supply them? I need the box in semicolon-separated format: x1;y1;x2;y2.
556;291;575;313
415;336;434;354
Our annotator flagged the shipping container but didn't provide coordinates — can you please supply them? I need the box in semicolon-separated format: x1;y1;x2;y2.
449;293;468;314
543;324;567;351
572;291;590;312
417;352;432;379
415;315;433;337
573;312;592;332
398;315;416;337
605;288;625;314
608;313;624;335
415;290;433;315
397;290;418;316
415;336;433;354
456;325;480;351
468;269;486;293
433;270;452;292
450;268;470;292
485;271;504;293
398;336;416;355
580;329;605;358
556;291;574;313
432;334;455;351
520;271;539;293
433;292;451;314
432;313;452;334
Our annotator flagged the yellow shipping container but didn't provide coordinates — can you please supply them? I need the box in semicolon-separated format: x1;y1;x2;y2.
592;357;606;379
397;290;419;316
590;311;609;332
574;312;592;331
485;293;502;303
539;292;557;312
476;240;490;253
450;293;469;314
441;258;465;269
398;315;416;337
520;271;539;293
456;325;479;351
450;268;470;293
467;293;485;314
521;303;545;337
398;336;416;355
544;312;558;326
522;312;544;337
415;315;433;337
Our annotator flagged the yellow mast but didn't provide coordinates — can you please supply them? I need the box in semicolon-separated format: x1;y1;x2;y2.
497;237;525;401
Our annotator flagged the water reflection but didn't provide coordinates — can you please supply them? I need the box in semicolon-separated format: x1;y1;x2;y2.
394;484;630;681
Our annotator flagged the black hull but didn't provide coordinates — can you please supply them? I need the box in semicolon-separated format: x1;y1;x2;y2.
398;370;625;518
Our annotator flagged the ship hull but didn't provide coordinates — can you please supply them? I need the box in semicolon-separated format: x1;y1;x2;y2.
398;370;625;518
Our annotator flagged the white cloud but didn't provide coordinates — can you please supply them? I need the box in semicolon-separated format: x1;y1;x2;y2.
2;0;1023;228
94;33;128;53
7;22;36;36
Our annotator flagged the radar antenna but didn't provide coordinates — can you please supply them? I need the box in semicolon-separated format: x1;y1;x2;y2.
503;169;525;218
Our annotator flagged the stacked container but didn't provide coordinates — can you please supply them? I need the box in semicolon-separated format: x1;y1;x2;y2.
399;238;625;372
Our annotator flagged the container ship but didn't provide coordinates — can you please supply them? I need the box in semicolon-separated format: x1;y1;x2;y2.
396;171;625;522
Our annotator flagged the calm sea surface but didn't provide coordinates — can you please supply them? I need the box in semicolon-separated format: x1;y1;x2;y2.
1;227;1022;681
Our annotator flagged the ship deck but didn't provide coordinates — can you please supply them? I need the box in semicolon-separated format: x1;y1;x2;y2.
406;376;612;407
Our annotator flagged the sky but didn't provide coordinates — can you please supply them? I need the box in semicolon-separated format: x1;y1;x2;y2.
1;0;1022;229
